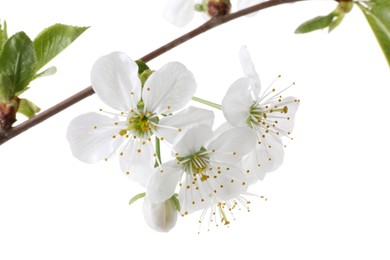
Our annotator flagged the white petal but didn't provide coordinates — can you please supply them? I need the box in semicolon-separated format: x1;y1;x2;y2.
206;121;234;147
164;0;195;27
207;163;248;201
243;133;284;180
157;106;214;144
146;161;183;203
142;62;196;114
66;113;124;163
173;125;213;157
222;77;255;126
142;198;178;232
178;173;212;215
208;126;256;164
239;46;261;96
91;52;141;112
266;96;300;135
119;139;155;187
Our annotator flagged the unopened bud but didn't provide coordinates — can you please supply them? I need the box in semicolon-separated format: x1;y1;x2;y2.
207;0;231;17
338;0;353;13
0;97;19;130
142;197;178;232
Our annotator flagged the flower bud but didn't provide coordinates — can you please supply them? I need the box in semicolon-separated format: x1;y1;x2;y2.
338;0;353;14
0;97;19;130
142;197;178;232
207;0;231;17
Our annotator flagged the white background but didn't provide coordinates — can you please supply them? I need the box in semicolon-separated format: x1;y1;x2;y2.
1;0;390;259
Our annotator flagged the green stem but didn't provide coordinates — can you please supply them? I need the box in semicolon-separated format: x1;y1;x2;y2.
192;96;222;110
154;136;161;167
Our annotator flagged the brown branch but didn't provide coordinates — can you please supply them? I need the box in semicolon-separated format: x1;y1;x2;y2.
0;0;306;146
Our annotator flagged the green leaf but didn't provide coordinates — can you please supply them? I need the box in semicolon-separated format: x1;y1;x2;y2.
357;0;390;66
169;194;180;212
0;32;37;94
129;192;146;205
0;20;8;51
34;66;57;79
17;98;41;118
295;13;336;34
33;24;89;71
0;73;13;103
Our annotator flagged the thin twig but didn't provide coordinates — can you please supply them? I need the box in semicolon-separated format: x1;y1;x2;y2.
0;0;306;145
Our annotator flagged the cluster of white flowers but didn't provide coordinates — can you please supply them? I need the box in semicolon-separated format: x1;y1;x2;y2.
164;0;266;27
66;46;299;233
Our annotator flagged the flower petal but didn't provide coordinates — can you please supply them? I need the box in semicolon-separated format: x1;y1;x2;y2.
142;62;196;114
222;77;255;126
266;96;300;135
208;126;256;164
178;173;213;215
142;198;178;232
157;106;214;144
173;125;213;157
66;113;124;163
239;46;261;96
119;139;155;187
207;163;248;201
91;52;141;112
243;133;284;181
146;161;183;203
164;0;195;27
205;122;234;147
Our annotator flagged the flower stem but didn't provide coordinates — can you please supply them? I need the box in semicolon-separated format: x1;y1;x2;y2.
154;136;161;168
0;0;306;146
192;96;222;110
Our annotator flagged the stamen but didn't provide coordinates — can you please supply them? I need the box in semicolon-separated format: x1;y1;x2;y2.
258;75;282;101
260;82;295;105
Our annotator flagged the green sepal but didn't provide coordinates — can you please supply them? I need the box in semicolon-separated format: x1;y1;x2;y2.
34;66;57;79
169;194;181;212
139;69;154;86
0;32;37;94
0;73;13;103
33;24;89;71
17;98;41;118
328;13;345;32
0;20;8;51
295;13;337;34
129;192;146;205
135;60;150;75
357;0;390;67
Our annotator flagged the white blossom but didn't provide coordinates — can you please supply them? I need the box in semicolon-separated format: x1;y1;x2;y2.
67;52;213;186
164;0;196;27
146;125;256;215
222;46;300;181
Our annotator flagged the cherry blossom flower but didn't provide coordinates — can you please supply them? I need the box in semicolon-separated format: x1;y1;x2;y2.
146;125;256;216
67;52;213;186
164;0;196;27
222;46;300;181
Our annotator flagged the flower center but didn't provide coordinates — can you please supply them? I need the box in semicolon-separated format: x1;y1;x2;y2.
177;147;210;181
119;111;159;139
247;102;288;128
